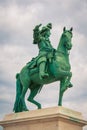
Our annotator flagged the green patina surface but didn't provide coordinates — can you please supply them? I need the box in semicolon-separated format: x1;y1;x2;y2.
13;23;73;113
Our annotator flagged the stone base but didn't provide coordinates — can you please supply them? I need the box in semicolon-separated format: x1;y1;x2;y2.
0;107;87;130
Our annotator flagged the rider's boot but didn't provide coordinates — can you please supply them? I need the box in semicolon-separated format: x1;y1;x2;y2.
39;62;49;79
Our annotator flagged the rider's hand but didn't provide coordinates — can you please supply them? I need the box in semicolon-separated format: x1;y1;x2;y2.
36;24;42;28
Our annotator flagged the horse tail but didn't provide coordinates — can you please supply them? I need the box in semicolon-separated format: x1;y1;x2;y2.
13;73;23;113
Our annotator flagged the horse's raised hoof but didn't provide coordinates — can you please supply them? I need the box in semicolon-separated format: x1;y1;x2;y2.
68;82;73;88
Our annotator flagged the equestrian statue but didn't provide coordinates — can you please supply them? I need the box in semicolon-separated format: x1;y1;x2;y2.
13;23;73;113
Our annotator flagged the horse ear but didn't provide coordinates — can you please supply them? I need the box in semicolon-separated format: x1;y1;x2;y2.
63;27;66;32
70;27;73;31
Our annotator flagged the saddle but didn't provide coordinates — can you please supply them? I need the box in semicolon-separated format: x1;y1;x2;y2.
26;49;56;75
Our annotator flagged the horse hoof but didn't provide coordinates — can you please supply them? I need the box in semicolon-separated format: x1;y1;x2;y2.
37;104;41;109
68;83;73;88
23;107;29;111
58;103;62;106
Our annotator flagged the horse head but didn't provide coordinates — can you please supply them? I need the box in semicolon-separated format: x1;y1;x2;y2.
57;27;73;54
63;27;73;50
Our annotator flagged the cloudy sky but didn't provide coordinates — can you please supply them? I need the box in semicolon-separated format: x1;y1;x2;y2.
0;0;87;129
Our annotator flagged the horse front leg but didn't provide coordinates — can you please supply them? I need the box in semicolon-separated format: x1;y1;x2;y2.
58;74;72;106
58;79;66;106
62;72;72;91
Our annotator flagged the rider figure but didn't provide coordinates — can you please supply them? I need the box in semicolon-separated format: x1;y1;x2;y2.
33;23;53;79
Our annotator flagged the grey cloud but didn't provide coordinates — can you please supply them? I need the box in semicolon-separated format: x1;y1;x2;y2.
0;99;13;119
0;29;11;44
38;0;87;35
0;0;11;6
0;79;13;88
0;0;32;7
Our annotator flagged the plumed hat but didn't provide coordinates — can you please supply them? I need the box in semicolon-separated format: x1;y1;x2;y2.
47;23;52;29
40;23;52;34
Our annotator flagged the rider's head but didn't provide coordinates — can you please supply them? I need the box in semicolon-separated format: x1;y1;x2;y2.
40;23;52;37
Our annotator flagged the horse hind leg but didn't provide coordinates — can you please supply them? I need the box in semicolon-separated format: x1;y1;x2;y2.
27;84;42;109
13;74;29;112
20;78;31;111
20;85;29;111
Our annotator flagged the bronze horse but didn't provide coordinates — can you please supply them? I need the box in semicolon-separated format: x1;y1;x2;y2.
13;27;73;112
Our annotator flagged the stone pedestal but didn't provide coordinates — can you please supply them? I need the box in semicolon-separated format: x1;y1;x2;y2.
0;107;87;130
